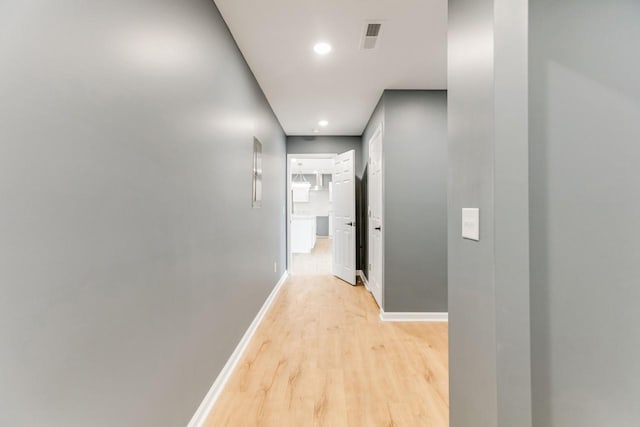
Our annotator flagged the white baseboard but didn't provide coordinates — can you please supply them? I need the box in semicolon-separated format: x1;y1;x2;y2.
187;271;289;427
379;310;448;322
356;270;371;292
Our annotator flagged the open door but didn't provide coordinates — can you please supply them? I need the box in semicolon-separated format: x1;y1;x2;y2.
332;150;356;285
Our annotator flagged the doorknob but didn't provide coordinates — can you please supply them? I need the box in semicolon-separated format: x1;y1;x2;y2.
375;226;381;231
345;222;355;226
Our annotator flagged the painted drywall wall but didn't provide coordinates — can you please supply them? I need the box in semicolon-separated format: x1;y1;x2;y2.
383;91;448;312
529;1;640;426
361;91;448;313
448;0;531;425
0;1;286;426
286;136;365;270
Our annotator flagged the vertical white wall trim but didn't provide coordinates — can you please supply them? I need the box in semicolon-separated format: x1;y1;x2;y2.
187;271;289;427
356;270;371;292
379;310;448;322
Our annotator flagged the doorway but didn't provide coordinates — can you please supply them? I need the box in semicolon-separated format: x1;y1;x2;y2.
287;151;356;285
287;154;336;275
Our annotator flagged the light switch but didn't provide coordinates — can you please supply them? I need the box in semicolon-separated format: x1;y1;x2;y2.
462;208;480;241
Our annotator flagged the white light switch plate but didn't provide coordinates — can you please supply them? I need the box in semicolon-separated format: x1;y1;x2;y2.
462;208;480;241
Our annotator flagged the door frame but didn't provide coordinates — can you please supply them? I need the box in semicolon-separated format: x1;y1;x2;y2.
286;153;337;272
367;124;385;309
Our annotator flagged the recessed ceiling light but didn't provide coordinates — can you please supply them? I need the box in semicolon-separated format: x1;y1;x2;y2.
313;42;332;55
291;158;296;162
318;120;329;127
312;129;320;133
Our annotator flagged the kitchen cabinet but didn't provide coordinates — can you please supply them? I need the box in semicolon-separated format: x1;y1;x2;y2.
291;215;316;253
292;184;310;202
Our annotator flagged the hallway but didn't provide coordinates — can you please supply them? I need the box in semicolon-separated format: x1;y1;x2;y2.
204;275;449;426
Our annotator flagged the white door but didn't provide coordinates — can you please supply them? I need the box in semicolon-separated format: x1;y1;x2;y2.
332;150;356;285
368;127;383;307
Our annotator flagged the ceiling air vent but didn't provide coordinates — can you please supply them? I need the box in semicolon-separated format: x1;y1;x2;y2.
361;22;382;50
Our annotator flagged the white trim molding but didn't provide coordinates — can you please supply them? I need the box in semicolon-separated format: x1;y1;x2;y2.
379;310;448;322
356;270;370;292
187;271;289;427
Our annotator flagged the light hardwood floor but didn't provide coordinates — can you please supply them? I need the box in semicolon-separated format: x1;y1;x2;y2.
291;237;332;275
205;275;449;426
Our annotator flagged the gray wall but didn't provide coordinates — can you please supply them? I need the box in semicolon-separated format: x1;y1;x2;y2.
383;91;448;312
449;1;640;426
0;1;286;426
361;91;448;313
448;0;531;425
530;1;640;426
286;136;365;269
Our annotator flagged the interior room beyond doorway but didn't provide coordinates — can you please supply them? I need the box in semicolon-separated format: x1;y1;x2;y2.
288;154;335;275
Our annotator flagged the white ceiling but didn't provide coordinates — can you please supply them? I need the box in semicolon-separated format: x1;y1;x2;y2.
214;0;447;136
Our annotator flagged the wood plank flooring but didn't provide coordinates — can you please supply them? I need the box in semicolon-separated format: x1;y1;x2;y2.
204;275;449;426
291;237;332;275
